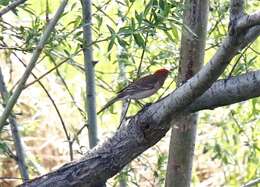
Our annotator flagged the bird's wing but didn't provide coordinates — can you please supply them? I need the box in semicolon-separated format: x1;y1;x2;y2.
117;74;158;98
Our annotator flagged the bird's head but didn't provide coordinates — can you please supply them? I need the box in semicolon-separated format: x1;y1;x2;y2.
153;68;170;86
154;68;170;77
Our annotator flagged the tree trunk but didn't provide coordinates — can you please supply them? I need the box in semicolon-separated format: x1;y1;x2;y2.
165;0;208;186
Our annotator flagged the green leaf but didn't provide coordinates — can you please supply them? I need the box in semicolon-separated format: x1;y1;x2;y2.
96;15;103;28
159;0;165;10
133;33;145;48
107;37;115;52
117;37;128;47
164;30;175;42
119;26;132;37
73;30;83;39
172;27;179;41
135;11;143;25
144;0;153;16
131;18;135;30
63;49;71;57
0;0;10;6
0;142;8;154
107;25;115;34
70;2;77;11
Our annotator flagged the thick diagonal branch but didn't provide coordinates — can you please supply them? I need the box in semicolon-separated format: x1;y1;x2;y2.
19;69;260;187
19;18;260;187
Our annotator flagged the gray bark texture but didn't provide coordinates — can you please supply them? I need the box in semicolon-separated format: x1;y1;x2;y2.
165;0;208;186
19;0;260;186
18;70;260;187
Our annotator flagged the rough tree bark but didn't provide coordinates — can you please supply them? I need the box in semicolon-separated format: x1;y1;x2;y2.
19;30;260;187
166;0;208;186
187;71;260;112
18;71;260;187
19;0;260;186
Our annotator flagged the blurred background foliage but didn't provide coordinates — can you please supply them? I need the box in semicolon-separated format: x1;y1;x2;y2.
0;0;259;186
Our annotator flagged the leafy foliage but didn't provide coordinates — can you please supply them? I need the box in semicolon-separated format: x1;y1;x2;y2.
0;0;259;186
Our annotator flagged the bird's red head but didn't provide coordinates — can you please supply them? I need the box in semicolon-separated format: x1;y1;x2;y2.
154;68;170;76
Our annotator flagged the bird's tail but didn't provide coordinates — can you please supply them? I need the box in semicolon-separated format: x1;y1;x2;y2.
97;96;120;115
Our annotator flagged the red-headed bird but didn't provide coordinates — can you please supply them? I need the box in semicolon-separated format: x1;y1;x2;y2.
97;68;170;114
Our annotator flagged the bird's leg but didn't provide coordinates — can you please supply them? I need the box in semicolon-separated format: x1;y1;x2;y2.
118;99;131;129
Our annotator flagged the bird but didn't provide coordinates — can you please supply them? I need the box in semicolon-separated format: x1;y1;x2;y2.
97;68;170;114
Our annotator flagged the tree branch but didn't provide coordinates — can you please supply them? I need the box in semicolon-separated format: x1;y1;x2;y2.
237;11;260;31
19;24;260;187
230;0;244;18
18;68;260;186
187;70;260;112
0;67;29;181
0;0;68;131
81;0;98;148
0;0;27;17
242;178;260;187
229;0;244;35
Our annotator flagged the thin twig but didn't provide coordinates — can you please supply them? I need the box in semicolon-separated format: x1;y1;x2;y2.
0;0;69;131
158;79;175;100
241;178;260;187
208;14;225;37
136;32;149;78
0;176;24;180
52;61;86;119
8;54;47;94
0;46;30;51
136;13;153;77
96;76;115;92
227;42;252;79
71;124;88;144
12;52;72;161
24;58;69;89
93;0;112;16
93;3;116;25
249;46;260;55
